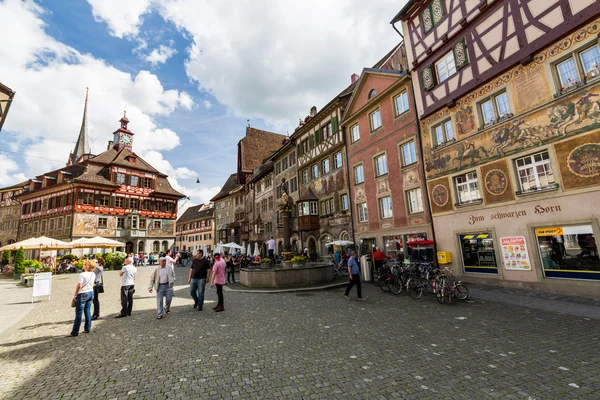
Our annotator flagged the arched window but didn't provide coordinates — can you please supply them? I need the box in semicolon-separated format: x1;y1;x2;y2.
368;89;377;99
153;241;160;253
162;241;169;252
138;241;145;253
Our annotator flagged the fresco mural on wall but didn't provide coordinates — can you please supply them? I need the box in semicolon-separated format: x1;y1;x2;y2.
420;18;600;179
479;159;515;204
427;177;453;214
455;105;476;136
148;219;175;236
73;213;116;236
554;130;600;190
308;169;346;196
425;85;600;178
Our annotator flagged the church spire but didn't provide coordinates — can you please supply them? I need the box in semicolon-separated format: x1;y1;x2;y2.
68;88;91;166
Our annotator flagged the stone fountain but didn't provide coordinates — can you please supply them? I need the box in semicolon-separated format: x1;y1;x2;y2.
239;178;333;288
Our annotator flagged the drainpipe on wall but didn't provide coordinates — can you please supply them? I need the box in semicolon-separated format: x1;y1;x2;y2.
408;77;439;256
391;21;404;41
342;126;358;252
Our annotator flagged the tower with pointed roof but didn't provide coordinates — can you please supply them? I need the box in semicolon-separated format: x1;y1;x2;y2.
67;88;92;166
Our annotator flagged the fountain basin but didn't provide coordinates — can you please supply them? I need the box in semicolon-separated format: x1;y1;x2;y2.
240;263;334;288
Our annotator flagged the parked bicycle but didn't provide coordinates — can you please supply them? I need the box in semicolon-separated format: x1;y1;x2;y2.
329;255;349;277
435;267;469;304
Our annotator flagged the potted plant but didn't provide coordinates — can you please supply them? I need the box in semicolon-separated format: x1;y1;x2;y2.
13;247;25;281
291;255;307;268
260;258;272;269
1;251;10;272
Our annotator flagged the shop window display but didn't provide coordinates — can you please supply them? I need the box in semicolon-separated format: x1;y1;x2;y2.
383;236;404;259
459;232;498;274
536;224;600;280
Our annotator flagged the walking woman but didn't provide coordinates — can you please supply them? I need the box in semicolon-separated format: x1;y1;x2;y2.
92;258;104;320
69;259;96;337
210;253;226;312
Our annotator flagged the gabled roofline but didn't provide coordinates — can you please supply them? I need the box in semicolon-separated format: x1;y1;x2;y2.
390;0;419;24
340;68;408;124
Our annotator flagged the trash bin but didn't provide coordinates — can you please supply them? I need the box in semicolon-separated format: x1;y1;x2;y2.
360;255;371;282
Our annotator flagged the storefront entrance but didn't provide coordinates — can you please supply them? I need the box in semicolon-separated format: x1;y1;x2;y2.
459;232;498;274
535;224;600;280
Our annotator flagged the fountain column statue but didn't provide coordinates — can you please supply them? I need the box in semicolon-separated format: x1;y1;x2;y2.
279;178;293;261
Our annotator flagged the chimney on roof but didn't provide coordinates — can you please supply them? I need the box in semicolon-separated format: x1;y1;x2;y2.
310;106;317;117
107;140;113;150
351;73;359;84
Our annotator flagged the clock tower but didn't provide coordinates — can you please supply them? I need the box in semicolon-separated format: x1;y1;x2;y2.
112;110;134;151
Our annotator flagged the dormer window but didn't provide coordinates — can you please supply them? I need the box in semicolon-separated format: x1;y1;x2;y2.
368;89;377;99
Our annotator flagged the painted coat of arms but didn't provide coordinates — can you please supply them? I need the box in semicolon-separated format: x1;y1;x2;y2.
484;169;508;195
567;143;600;177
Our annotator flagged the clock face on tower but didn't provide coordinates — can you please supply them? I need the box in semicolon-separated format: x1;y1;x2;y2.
120;134;132;145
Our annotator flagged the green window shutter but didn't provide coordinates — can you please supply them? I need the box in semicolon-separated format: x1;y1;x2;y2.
331;116;339;133
453;38;469;70
421;64;435;91
432;0;445;25
297;143;303;157
421;4;433;33
309;135;315;149
315;128;321;144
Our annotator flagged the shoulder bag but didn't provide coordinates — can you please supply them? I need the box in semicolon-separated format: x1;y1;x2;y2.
71;274;94;307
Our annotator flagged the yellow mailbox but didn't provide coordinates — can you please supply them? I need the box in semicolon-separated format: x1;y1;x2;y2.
437;251;452;264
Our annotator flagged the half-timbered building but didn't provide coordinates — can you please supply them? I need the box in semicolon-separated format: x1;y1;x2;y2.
393;0;600;296
294;86;355;258
16;94;184;255
0;181;26;251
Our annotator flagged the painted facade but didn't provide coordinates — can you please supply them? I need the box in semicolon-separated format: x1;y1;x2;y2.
397;1;600;296
211;173;244;248
342;68;433;259
16;107;184;255
0;182;24;249
272;142;300;254
295;91;354;257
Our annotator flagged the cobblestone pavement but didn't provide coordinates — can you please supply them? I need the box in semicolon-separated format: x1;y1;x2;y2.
0;266;599;399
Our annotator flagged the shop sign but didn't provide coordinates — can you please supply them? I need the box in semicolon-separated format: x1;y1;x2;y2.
535;227;564;236
500;236;532;270
466;203;562;225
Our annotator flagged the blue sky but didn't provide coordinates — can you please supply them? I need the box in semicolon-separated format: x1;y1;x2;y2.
0;0;404;206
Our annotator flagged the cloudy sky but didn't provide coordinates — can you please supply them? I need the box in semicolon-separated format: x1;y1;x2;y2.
0;0;405;208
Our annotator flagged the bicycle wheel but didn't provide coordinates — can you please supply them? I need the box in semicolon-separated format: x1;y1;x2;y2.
390;277;403;295
444;288;453;304
436;284;445;304
339;266;349;277
455;284;469;300
407;278;423;299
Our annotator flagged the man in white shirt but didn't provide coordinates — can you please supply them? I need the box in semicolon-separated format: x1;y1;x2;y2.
115;257;137;318
165;250;179;268
268;236;276;260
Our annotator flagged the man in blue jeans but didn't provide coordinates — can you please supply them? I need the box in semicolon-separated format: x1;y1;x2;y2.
344;251;366;301
188;250;212;310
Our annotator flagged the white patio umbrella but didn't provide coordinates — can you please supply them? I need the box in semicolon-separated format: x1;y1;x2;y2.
253;243;261;257
241;242;246;255
0;236;72;252
224;242;244;250
74;236;124;249
247;243;252;256
325;240;354;247
215;241;224;254
69;237;89;246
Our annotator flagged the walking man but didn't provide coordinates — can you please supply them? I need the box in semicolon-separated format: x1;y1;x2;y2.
115;257;137;318
267;236;276;260
149;257;176;319
188;250;211;310
210;253;226;312
344;251;366;301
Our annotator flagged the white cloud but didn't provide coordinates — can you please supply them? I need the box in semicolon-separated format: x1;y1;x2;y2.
203;100;212;110
87;0;151;39
0;154;27;186
144;44;177;65
0;0;193;187
86;0;406;130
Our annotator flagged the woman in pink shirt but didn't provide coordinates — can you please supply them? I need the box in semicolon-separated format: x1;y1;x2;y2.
210;253;226;312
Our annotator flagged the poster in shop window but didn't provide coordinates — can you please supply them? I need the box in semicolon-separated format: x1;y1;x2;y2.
500;236;532;271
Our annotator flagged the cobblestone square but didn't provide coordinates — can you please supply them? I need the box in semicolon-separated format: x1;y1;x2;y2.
0;267;599;399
